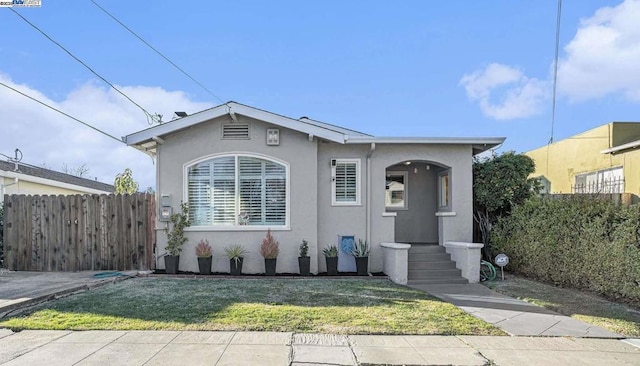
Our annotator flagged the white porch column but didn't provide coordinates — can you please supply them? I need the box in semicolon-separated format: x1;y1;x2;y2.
444;241;484;283
381;242;411;285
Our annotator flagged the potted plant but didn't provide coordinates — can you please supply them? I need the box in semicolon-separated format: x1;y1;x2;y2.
351;239;370;276
298;239;310;276
260;229;280;276
225;244;247;275
195;239;213;275
323;244;338;276
164;202;190;274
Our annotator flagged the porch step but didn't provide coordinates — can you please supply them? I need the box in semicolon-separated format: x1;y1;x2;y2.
407;244;468;285
408;261;457;270
408;278;469;285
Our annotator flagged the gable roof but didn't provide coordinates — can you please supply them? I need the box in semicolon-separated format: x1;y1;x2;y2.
0;160;114;193
124;101;505;155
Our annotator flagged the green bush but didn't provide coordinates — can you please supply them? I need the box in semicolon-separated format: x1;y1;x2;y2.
492;196;640;307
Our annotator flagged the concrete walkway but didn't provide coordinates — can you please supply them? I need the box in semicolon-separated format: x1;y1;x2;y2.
0;271;137;318
412;283;622;338
0;330;638;366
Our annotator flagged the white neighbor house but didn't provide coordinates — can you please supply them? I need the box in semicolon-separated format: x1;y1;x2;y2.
124;102;503;283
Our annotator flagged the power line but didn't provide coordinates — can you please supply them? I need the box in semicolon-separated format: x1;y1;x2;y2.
549;0;562;144
0;80;124;144
8;7;161;125
90;0;225;104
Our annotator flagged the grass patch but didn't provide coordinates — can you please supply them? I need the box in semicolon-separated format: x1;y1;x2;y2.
1;278;503;335
486;275;640;337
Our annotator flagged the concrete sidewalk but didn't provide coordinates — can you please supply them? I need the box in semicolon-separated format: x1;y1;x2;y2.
0;330;638;366
412;283;622;338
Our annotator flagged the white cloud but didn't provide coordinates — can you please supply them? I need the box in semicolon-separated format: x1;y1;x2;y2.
558;0;640;102
460;63;549;120
0;73;213;189
461;0;640;119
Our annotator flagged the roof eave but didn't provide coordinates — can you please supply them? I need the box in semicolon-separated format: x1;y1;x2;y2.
601;139;640;154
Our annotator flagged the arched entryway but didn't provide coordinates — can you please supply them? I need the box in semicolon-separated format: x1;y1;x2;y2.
385;160;449;244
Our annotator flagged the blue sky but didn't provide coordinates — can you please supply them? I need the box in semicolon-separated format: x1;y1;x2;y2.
1;0;639;188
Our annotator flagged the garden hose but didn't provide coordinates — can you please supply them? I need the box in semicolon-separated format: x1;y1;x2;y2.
480;260;497;282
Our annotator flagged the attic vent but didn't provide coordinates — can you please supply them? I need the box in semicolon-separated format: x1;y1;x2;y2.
222;124;249;139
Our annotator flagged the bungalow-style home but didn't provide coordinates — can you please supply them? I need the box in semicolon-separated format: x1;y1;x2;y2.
526;122;640;200
124;102;504;281
0;160;114;202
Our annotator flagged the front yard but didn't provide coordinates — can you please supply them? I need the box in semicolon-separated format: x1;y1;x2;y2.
486;275;640;337
1;277;503;335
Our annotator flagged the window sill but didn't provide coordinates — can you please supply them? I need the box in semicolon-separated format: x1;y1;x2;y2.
435;211;456;217
331;203;362;207
185;226;291;232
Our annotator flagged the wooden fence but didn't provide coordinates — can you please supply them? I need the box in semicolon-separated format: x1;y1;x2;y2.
2;193;156;271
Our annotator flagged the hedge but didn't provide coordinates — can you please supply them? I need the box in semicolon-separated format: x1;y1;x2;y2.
492;196;640;307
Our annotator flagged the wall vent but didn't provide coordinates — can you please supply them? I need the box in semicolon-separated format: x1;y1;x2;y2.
222;124;249;139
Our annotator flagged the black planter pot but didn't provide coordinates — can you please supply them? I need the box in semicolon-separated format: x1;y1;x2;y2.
325;256;338;276
298;256;311;276
264;258;277;276
355;256;369;276
198;256;212;275
164;255;180;274
229;257;244;275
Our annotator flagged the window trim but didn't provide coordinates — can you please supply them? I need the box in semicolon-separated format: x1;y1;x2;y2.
385;171;408;210
331;158;361;206
183;152;290;230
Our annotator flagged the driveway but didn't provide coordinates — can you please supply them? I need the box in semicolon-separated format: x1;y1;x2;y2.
0;270;136;318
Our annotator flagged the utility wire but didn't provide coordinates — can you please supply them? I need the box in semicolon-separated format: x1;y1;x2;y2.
549;0;562;144
8;7;161;125
0;80;124;144
90;0;225;104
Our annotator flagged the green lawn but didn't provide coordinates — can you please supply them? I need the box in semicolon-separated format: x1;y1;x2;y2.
486;275;640;337
1;278;503;335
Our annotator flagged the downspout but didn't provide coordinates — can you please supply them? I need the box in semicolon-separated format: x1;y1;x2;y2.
366;143;376;247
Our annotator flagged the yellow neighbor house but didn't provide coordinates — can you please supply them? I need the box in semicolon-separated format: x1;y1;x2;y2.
525;122;640;197
0;160;114;202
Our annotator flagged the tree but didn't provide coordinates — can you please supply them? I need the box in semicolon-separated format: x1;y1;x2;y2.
114;168;140;194
473;151;540;260
62;163;90;178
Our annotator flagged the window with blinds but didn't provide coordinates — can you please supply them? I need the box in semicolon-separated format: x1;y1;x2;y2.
331;159;360;205
187;155;288;227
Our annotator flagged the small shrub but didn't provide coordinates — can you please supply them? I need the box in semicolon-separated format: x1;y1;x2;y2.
225;244;247;265
195;239;212;258
323;244;338;258
260;229;280;259
164;202;190;256
299;239;309;257
351;239;369;257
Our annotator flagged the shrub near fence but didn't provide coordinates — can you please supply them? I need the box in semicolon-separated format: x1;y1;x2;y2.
2;193;156;271
492;196;640;307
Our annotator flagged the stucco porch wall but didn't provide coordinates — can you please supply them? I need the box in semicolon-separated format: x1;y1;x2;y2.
370;144;474;256
156;114;319;274
444;241;483;283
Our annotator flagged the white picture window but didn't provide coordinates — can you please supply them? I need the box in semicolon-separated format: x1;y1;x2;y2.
332;158;361;206
385;171;408;209
186;154;288;228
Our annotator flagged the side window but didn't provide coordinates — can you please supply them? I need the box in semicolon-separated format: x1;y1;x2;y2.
438;171;451;210
331;158;361;206
385;172;408;209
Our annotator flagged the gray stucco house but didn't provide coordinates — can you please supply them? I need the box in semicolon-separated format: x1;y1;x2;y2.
124;102;503;280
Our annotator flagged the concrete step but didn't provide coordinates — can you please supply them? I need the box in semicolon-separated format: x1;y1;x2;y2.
408;253;451;262
408;268;463;279
408;245;446;255
408;278;469;285
408;261;457;270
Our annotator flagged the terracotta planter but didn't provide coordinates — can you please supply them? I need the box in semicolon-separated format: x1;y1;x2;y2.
164;255;180;274
325;256;338;276
198;256;212;275
229;258;244;275
355;256;369;276
298;256;310;276
264;258;277;276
